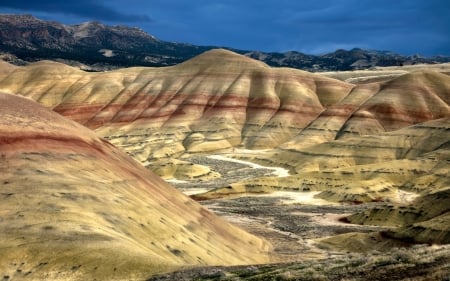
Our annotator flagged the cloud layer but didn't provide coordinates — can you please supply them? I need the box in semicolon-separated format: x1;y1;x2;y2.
0;0;151;22
0;0;448;55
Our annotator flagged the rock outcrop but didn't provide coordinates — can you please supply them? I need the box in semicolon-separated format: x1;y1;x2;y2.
0;93;270;280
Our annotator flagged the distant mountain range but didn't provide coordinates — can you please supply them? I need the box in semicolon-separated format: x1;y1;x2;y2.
1;14;449;71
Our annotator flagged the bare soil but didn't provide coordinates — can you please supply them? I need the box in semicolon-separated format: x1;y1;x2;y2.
156;155;450;280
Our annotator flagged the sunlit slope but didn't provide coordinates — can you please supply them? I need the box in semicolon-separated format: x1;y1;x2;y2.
0;49;448;181
346;140;450;244
0;49;353;161
207;118;449;200
280;71;450;150
349;188;450;244
0;60;16;80
1;49;449;248
201;118;450;245
0;93;270;280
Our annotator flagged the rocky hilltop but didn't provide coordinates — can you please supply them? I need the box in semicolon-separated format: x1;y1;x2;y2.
1;14;448;71
0;93;269;280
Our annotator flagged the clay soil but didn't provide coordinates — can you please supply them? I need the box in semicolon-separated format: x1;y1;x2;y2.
150;155;450;280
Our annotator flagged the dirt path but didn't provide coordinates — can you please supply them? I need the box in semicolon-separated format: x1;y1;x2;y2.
207;154;290;177
168;154;289;194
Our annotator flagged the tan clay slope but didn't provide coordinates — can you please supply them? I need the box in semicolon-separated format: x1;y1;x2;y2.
322;63;450;84
348;187;450;244
0;50;448;182
222;118;450;196
345;139;450;244
280;71;450;150
2;51;447;156
0;61;16;80
0;49;353;158
0;93;270;281
198;118;450;244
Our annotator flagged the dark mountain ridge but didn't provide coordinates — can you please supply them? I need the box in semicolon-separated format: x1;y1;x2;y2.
0;14;211;70
1;14;449;71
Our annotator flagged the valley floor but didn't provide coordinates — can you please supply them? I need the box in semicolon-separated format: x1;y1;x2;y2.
148;244;450;280
157;154;450;280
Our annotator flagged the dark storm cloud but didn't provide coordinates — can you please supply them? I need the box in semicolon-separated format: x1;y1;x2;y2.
0;0;151;22
235;0;449;55
135;0;449;55
0;0;448;55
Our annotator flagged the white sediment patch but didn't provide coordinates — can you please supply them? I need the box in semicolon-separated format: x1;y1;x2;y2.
233;148;271;154
260;191;337;206
208;154;290;177
99;49;115;57
397;190;420;204
180;187;211;196
165;178;188;184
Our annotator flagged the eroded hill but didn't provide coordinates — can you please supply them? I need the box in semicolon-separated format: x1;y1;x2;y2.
0;49;449;258
0;93;270;280
0;50;448;171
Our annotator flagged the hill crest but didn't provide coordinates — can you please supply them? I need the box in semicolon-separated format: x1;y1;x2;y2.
0;92;270;280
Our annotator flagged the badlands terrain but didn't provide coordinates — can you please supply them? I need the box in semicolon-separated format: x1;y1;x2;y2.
0;93;269;280
0;49;449;280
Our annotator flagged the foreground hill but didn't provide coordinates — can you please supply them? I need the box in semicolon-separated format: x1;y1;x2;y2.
0;93;269;280
1;14;449;71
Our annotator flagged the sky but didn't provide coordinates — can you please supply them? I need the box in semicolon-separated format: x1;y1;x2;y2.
0;0;448;56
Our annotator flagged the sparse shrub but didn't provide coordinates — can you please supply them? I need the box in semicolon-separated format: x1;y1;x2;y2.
391;248;414;263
